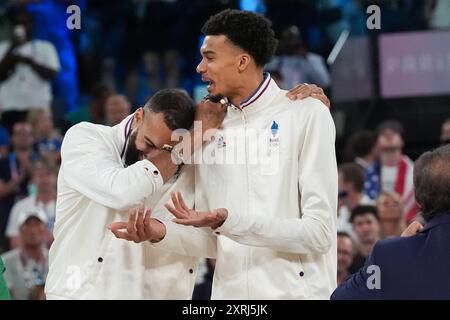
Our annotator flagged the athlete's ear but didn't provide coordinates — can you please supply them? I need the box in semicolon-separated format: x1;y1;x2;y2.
134;107;144;125
237;53;251;72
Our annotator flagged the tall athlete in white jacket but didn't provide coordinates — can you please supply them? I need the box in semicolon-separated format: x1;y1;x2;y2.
112;10;338;299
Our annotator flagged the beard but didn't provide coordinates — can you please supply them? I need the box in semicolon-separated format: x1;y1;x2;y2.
204;94;225;103
124;131;142;167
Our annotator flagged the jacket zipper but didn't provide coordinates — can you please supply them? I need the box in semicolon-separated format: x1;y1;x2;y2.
240;108;252;298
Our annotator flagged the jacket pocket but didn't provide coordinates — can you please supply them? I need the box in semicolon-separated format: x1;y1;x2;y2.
283;254;310;298
89;231;113;287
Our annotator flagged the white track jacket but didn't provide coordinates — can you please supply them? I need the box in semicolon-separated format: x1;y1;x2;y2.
45;115;215;299
153;75;338;299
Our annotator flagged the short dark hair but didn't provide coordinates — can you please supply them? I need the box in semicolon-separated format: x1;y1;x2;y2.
348;130;378;158
32;158;58;175
337;231;354;244
377;119;404;137
90;82;114;100
414;144;450;222
6;6;31;24
201;9;278;67
338;163;365;193
350;205;380;223
144;89;195;130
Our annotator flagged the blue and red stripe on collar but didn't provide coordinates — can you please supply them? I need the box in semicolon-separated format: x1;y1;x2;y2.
120;116;134;159
240;72;271;109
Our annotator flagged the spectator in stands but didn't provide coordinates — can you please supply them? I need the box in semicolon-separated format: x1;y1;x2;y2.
65;83;114;125
377;191;405;238
120;1;145;105
347;130;380;200
142;0;181;91
1;209;49;300
337;163;374;238
377;120;418;223
104;94;131;126
0;122;35;252
25;0;83;116
6;159;56;249
332;144;450;299
0;8;60;132
337;231;354;286
349;205;380;273
27;109;62;165
266;25;331;90
0;125;10;158
426;0;450;29
440;118;450;146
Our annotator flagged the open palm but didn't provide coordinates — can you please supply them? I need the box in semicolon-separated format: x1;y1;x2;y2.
165;192;227;228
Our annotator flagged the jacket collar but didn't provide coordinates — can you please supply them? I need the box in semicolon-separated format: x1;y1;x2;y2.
228;72;280;114
113;113;135;165
420;212;450;233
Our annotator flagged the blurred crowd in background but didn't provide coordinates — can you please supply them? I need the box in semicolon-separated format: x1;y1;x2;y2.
0;0;449;299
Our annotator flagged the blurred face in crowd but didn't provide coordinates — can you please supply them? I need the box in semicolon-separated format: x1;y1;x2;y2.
440;121;450;146
90;86;113;123
338;171;355;209
105;95;131;126
20;217;47;248
337;235;354;274
337;172;348;209
11;11;33;43
352;213;380;244
377;193;403;222
12;122;34;151
33;164;57;195
125;108;172;166
197;35;249;102
378;131;403;167
34;110;54;138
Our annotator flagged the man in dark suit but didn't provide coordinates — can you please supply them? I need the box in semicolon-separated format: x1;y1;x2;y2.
332;144;450;299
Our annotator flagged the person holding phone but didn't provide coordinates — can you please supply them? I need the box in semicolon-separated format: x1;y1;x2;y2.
0;7;60;132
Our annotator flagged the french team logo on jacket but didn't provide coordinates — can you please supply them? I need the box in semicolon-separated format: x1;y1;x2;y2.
269;121;280;148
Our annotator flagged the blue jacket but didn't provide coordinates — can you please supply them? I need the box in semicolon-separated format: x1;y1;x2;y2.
332;212;450;299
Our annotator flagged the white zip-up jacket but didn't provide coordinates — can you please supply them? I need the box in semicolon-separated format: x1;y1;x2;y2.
153;75;338;299
45;115;215;299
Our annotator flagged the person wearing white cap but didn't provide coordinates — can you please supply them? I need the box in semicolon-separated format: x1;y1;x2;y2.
1;209;48;299
6;159;57;249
